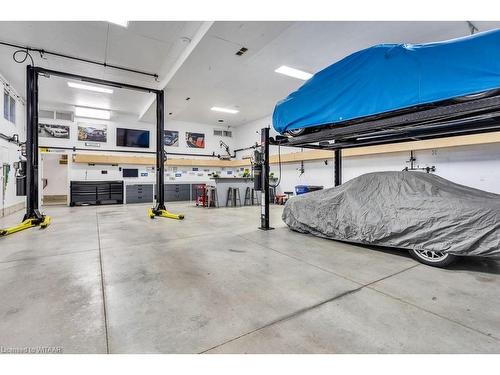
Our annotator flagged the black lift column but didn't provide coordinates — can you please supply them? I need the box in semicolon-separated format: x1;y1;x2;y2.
334;149;342;186
24;65;43;221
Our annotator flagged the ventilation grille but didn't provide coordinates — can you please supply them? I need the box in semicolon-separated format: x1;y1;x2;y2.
213;129;232;138
39;109;74;121
39;110;55;119
55;111;73;121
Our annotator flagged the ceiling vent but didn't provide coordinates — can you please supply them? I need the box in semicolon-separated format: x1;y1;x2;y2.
235;47;248;56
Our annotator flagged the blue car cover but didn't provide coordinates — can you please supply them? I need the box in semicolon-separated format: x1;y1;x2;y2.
273;29;500;134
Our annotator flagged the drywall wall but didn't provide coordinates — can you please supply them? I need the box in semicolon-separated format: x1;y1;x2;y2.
41;153;67;196
38;111;235;159
0;75;25;216
234;115;500;195
36;110;239;199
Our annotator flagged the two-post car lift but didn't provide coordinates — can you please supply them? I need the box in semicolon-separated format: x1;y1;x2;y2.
257;93;500;229
1;65;182;237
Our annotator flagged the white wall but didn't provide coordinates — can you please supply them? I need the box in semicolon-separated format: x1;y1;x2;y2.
234;115;300;158
0;75;25;214
164;119;235;158
41;153;67;196
234;115;500;195
38;112;235;159
37;113;239;198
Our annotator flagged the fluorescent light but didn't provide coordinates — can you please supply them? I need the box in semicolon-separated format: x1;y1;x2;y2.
275;65;313;80
68;82;113;94
211;106;239;114
75;107;111;120
108;20;129;28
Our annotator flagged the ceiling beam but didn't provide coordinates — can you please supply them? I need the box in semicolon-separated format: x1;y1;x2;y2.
138;21;214;121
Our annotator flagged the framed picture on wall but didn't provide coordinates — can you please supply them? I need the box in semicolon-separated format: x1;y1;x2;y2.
186;132;205;148
78;123;107;142
38;123;70;139
164;130;179;147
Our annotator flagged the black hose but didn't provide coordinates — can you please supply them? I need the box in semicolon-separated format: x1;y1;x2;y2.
12;48;34;66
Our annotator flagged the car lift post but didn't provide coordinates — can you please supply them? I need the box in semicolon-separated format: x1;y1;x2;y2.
334;149;342;186
148;89;184;220
259;127;273;230
0;65;51;237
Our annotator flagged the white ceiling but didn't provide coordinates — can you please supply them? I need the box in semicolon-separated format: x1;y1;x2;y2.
0;21;204;118
1;21;500;127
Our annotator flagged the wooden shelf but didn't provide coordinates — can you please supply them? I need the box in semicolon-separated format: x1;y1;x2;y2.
71;131;500;168
72;153;237;167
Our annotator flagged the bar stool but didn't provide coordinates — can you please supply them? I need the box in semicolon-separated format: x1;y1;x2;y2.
226;187;242;207
207;186;219;208
244;187;260;205
195;184;207;207
269;187;276;204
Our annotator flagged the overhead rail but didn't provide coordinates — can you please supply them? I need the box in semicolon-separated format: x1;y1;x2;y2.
0;40;159;80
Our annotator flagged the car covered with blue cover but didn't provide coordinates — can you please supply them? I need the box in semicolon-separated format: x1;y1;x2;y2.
273;29;500;135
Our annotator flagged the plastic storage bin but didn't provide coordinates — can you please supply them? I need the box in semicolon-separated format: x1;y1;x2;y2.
295;185;324;195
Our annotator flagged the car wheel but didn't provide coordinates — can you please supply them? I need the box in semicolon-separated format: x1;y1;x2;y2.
286;128;307;137
409;249;457;267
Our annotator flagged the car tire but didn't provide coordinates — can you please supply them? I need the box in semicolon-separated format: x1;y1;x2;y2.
408;249;457;267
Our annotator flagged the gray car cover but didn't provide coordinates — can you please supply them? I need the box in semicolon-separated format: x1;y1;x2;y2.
282;171;500;257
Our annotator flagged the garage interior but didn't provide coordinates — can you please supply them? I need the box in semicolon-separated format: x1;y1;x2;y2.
1;21;500;354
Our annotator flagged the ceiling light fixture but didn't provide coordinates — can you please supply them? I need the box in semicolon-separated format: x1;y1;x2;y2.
108;21;129;28
211;106;239;114
275;65;313;81
68;82;113;94
75;106;111;120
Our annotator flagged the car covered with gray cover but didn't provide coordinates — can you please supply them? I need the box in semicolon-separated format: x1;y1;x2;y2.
282;171;500;267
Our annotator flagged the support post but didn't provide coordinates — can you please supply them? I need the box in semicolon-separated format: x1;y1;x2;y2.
334;149;342;186
148;90;184;220
259;127;273;230
24;65;43;221
154;90;166;211
1;66;51;236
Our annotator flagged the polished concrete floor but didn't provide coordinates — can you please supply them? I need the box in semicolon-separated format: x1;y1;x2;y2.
0;202;499;354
